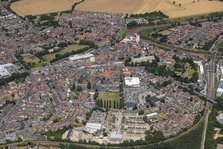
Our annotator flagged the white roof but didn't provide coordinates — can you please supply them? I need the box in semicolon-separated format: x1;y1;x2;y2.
84;123;102;134
0;63;13;77
124;77;140;86
69;53;94;61
146;112;158;118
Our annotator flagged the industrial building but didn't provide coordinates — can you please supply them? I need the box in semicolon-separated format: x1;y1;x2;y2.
0;63;15;78
84;111;107;135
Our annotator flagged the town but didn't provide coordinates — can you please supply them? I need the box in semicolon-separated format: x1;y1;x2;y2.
0;2;223;149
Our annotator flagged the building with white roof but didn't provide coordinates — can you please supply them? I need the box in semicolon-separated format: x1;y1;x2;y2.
84;123;102;134
69;53;94;62
0;63;15;78
124;77;140;87
217;79;223;97
132;56;155;64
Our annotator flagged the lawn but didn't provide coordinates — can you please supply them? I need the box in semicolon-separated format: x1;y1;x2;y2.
139;28;166;40
43;44;87;63
185;63;195;79
98;92;121;101
98;92;121;109
23;55;40;64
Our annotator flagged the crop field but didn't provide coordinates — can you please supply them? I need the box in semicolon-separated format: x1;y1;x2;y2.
10;0;81;17
11;0;223;18
76;0;223;18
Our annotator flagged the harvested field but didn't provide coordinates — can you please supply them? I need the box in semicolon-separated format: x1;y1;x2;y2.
76;0;223;18
10;0;223;18
10;0;81;17
76;0;144;14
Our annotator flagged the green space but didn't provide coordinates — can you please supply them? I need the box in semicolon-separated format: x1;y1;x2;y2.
97;92;123;109
26;13;59;27
219;42;223;54
118;27;127;42
39;126;71;142
0;72;29;87
185;63;196;79
125;55;198;83
127;11;168;28
205;97;223;149
130;11;168;22
139;27;168;42
22;54;41;67
43;44;87;63
172;55;198;83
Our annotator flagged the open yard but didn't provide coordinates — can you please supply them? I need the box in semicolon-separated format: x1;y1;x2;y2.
43;44;87;63
10;0;81;17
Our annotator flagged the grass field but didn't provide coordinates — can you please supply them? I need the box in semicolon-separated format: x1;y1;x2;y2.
98;92;121;109
185;63;195;79
22;54;40;64
43;44;87;63
10;0;81;17
76;0;223;18
98;92;120;101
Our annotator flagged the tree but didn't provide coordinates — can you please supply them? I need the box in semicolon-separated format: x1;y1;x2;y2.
87;81;91;89
77;86;83;92
139;110;145;115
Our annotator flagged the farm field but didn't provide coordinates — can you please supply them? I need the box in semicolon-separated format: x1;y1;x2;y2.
43;44;87;63
10;0;81;17
76;0;223;18
10;0;223;18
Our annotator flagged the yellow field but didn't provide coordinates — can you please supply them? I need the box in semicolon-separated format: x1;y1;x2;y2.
11;0;223;18
76;0;223;18
76;0;144;14
10;0;81;17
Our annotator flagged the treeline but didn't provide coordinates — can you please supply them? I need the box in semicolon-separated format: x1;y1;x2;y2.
15;53;30;69
26;13;59;27
130;11;168;22
0;72;29;87
79;40;98;49
50;47;89;63
202;37;218;50
35;41;70;59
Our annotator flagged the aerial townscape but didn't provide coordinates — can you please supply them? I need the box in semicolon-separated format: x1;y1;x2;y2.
0;0;223;149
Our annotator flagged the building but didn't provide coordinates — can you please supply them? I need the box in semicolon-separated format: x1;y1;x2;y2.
84;123;103;134
132;56;155;64
69;53;94;62
84;111;107;135
0;63;15;78
124;77;140;87
217;79;223;97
